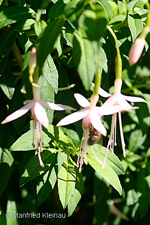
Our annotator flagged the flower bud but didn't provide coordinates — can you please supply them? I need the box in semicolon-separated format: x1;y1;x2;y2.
29;47;37;75
129;37;145;66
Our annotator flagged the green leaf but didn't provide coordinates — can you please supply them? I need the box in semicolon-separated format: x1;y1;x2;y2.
64;0;84;24
0;148;14;197
6;199;18;225
0;6;34;30
38;73;55;124
0;206;6;225
128;129;147;152
99;46;108;73
58;160;76;208
0;29;16;63
41;54;59;93
126;189;138;206
88;144;125;175
0;62;15;100
67;171;84;216
15;18;35;31
36;160;57;205
97;0;114;20
40;0;52;9
137;162;150;218
109;15;126;25
83;4;108;41
37;18;64;67
19;151;55;187
9;129;50;151
118;0;127;15
48;0;65;19
57;151;68;172
86;146;122;195
34;20;47;36
128;13;143;42
46;125;70;144
73;31;95;90
93;172;110;224
0;0;3;6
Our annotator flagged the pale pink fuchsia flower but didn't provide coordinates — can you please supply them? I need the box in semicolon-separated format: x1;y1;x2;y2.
129;37;145;66
98;79;146;168
57;93;121;136
57;93;123;172
2;84;73;167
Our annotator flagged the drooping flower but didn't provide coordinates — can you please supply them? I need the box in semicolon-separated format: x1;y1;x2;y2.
128;26;149;66
97;79;146;168
129;37;145;66
57;93;123;171
57;93;122;135
2;84;73;166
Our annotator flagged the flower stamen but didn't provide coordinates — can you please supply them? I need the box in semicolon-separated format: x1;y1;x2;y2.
37;146;44;167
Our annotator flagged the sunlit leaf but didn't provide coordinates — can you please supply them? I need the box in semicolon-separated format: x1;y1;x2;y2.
86;145;123;195
36;160;57;205
6;199;18;225
67;171;84;216
19;151;55;187
88;144;125;175
58;160;76;208
73;31;95;90
0;6;34;29
9;130;50;151
37;18;64;67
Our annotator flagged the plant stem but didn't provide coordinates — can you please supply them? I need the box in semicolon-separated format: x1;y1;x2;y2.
107;25;122;80
94;54;101;95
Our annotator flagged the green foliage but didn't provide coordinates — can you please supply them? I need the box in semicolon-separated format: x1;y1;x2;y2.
0;0;150;225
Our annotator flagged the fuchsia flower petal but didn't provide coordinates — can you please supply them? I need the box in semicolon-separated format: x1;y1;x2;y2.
33;102;49;128
117;96;138;111
98;87;111;97
89;110;107;136
95;105;123;116
74;93;90;108
1;101;34;124
57;109;89;126
123;94;146;103
43;101;74;111
102;95;117;107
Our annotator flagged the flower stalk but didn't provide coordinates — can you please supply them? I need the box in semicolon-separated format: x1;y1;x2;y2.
107;25;122;80
94;55;101;96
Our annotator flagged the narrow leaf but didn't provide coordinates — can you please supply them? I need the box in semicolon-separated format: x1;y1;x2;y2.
58;160;76;208
19;151;55;187
88;144;125;175
67;171;84;216
37;18;64;67
87;147;122;195
9;130;50;151
6;199;18;225
73;31;95;90
37;162;57;205
0;6;34;29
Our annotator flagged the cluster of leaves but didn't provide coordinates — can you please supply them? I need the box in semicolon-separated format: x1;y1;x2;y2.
0;0;150;224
